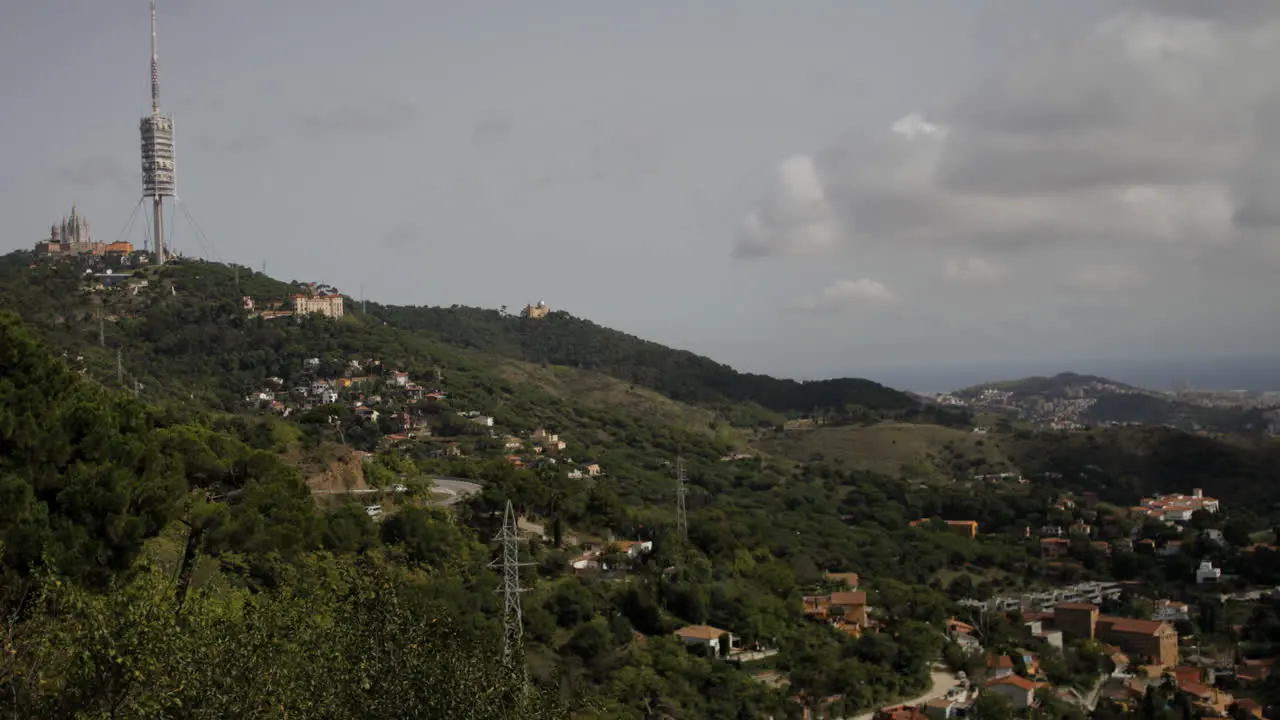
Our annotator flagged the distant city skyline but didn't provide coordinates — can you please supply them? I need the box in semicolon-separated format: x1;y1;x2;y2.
3;1;1280;380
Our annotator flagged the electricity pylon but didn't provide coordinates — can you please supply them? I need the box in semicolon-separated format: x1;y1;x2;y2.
490;500;532;670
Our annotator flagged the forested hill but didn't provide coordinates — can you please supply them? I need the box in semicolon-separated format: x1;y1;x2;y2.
0;250;963;425
371;303;961;422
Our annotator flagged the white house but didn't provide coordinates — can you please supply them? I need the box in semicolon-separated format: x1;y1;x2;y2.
674;625;736;655
1196;561;1222;584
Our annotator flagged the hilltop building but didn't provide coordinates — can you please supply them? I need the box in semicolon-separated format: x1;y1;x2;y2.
522;301;550;319
1132;489;1219;522
35;206;105;257
292;292;344;319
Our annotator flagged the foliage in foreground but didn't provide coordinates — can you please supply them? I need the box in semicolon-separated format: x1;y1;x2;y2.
1;557;568;720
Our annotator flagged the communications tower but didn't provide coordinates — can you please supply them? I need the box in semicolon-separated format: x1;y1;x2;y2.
139;1;175;264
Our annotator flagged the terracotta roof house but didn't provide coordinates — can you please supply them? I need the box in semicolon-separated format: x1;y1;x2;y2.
985;674;1040;710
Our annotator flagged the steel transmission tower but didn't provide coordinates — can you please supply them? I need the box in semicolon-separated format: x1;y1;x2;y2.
490;500;532;669
676;456;688;541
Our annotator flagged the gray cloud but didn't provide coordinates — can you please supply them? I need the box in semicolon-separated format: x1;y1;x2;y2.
735;5;1280;295
380;222;423;251
192;131;271;158
296;100;420;138
51;156;133;193
471;113;513;149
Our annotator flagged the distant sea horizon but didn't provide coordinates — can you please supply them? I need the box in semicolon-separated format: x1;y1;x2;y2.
856;356;1280;396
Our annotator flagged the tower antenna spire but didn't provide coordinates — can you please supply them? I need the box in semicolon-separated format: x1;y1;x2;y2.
150;1;160;114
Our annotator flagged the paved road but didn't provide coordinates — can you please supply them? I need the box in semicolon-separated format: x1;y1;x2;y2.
851;671;960;720
311;476;482;506
431;477;483;505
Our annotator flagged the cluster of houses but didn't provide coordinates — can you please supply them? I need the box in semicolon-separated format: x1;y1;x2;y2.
243;358;608;478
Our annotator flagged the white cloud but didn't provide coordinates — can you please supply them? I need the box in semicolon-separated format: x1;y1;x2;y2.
944;257;1007;284
732;4;1280;296
734;154;841;258
797;278;897;311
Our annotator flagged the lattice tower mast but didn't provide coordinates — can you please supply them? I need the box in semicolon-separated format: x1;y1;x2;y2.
490;500;532;670
140;1;176;264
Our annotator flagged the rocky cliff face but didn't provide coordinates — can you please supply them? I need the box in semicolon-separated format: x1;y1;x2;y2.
304;448;368;493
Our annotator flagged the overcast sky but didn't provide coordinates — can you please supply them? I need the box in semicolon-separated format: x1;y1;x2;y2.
3;1;1279;383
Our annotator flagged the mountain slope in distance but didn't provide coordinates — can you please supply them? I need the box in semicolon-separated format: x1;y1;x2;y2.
953;371;1270;433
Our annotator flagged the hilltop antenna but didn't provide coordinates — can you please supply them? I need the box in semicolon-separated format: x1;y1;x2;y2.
99;311;105;347
139;1;176;266
676;455;688;542
490;500;532;672
116;348;124;386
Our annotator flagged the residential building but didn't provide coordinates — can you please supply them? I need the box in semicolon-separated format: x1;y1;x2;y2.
987;655;1015;679
1040;538;1070;558
828;591;870;627
1053;603;1178;667
390;371;409;387
1152;600;1191;623
984;674;1038;710
1195;561;1221;584
584;462;602;477
826;572;859;589
673;625;735;655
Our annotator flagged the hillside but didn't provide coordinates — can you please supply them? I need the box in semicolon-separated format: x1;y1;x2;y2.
952;371;1268;433
0;252;961;430
755;422;1017;480
369;302;966;425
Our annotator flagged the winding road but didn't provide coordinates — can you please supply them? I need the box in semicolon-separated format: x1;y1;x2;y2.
851;670;961;720
311;476;482;506
429;477;483;505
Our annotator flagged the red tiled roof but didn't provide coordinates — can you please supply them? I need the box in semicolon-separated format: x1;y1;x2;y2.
1099;616;1169;636
987;674;1037;691
1179;681;1213;699
830;591;867;606
989;655;1015;669
675;624;728;641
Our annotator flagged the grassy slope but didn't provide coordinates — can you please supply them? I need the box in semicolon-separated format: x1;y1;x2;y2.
755;422;1016;479
495;361;753;447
